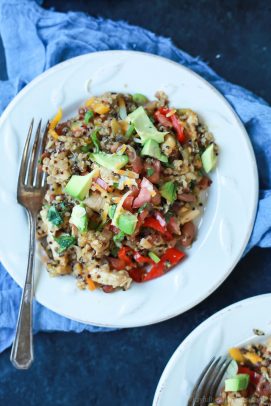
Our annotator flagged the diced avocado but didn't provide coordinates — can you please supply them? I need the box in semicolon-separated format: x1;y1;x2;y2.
224;374;250;392
117;212;138;235
160;181;177;203
65;172;93;201
70;204;88;232
132;93;148;105
141;139;168;163
90;152;128;170
127;106;167;144
201;144;217;173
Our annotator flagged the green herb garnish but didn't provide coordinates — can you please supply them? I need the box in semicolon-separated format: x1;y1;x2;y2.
90;129;100;152
81;144;91;153
54;234;76;253
47;205;63;226
84;110;94;124
138;203;148;214
113;182;119;189
146;168;154;177
165;210;174;223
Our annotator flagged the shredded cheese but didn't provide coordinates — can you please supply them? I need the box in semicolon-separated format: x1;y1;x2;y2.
111;190;132;226
113;168;139;179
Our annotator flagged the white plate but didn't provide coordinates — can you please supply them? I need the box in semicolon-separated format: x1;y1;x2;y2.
153;293;271;405
0;51;258;327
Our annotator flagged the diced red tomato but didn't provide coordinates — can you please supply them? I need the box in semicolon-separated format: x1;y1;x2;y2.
108;257;127;271
238;366;261;387
133;187;152;208
144;160;160;184
123;195;135;211
131;156;144;174
128;268;144;283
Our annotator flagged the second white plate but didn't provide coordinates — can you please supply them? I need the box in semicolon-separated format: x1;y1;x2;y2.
153;294;271;405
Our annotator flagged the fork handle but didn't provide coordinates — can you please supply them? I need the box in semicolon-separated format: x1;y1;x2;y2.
10;212;36;369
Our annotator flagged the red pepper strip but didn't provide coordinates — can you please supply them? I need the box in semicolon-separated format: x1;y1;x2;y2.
238;366;261;386
134;252;154;265
118;247;133;265
155;108;185;143
170;114;185;143
143;216;173;240
143;217;167;234
143;247;185;281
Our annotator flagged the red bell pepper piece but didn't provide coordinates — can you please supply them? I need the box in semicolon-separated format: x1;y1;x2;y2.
118;247;133;265
143;247;185;281
143;216;173;240
170;114;185;143
155;108;185;143
134;252;154;264
238;366;261;386
143;217;166;234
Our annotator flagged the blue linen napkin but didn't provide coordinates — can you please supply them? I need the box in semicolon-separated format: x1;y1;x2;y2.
0;0;270;354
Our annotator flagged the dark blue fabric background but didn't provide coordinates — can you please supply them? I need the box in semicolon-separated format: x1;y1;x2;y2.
0;1;271;405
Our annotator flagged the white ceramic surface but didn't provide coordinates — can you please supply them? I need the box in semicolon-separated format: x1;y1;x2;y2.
153;294;271;406
0;51;258;327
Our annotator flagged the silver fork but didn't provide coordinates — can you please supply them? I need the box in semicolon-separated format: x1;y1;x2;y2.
10;119;48;369
188;355;231;406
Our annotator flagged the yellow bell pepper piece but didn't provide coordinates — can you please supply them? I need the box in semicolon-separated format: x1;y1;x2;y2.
228;348;245;363
244;352;263;364
85;97;109;115
49;107;62;140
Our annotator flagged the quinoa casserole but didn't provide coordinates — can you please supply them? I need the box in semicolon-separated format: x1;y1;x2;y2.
37;91;218;293
209;339;271;405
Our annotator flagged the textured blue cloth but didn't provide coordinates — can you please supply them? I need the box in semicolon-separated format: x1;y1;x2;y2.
0;0;270;353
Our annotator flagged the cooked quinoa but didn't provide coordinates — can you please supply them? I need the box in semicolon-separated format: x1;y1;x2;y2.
210;340;271;406
37;91;218;293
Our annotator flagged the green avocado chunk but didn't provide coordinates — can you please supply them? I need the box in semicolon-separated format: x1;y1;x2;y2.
117;212;138;235
201;144;217;173
90;152;128;170
65;172;94;201
224;374;250;392
127;106;167;144
141;139;168;163
70;204;88;233
160;181;177;203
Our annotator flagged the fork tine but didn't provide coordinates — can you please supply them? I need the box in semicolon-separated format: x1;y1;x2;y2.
17;119;34;192
208;357;231;401
27;119;42;187
188;356;217;406
35;121;49;187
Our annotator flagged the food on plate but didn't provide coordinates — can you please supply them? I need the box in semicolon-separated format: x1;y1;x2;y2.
210;339;271;405
36;91;218;293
